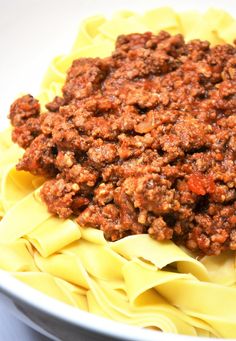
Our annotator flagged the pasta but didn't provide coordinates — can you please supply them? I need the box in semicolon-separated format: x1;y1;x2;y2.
0;7;236;338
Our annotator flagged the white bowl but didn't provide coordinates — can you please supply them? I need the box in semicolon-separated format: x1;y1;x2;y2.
0;270;197;341
0;0;235;340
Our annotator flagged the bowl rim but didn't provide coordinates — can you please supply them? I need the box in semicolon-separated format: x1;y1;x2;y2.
0;270;223;341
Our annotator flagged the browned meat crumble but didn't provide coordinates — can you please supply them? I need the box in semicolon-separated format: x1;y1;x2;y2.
9;31;236;255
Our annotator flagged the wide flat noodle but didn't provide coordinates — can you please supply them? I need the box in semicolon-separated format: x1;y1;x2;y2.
71;15;107;51
1;6;236;339
1;164;44;211
123;261;219;337
26;217;81;257
0;127;13;152
201;251;236;286
34;252;90;289
63;239;126;281
0;144;23;168
98;16;147;40
14;272;87;310
79;226;107;245
157;279;236;338
111;235;209;281
88;277;198;335
0;239;37;272
141;7;180;35
0;189;51;243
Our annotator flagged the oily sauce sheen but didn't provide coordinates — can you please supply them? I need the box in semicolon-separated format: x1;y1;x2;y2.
9;31;236;255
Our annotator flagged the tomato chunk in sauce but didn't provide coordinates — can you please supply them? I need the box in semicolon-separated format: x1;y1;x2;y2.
9;31;236;255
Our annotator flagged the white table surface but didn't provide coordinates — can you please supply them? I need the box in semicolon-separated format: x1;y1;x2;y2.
0;303;51;341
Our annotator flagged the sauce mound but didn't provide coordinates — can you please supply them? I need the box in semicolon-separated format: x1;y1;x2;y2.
10;31;236;255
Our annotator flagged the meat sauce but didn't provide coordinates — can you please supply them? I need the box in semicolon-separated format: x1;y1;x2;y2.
9;31;236;255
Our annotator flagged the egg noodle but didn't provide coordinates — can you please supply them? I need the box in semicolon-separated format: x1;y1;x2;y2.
0;7;236;338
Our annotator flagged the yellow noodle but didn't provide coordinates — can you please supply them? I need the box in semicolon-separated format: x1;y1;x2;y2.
14;272;87;310
0;127;13;151
62;239;126;281
0;144;23;168
0;189;51;243
141;7;180;35
87;277;198;335
71;15;107;51
79;226;107;245
26;217;81;257
34;252;90;289
1;164;44;211
0;199;5;218
111;235;209;281
0;239;37;272
98;16;147;40
157;279;236;338
203;8;235;42
201;251;236;286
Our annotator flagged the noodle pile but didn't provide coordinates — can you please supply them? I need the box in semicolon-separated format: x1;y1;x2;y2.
0;7;236;338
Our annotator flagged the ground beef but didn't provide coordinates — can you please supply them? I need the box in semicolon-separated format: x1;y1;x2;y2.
10;31;236;255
